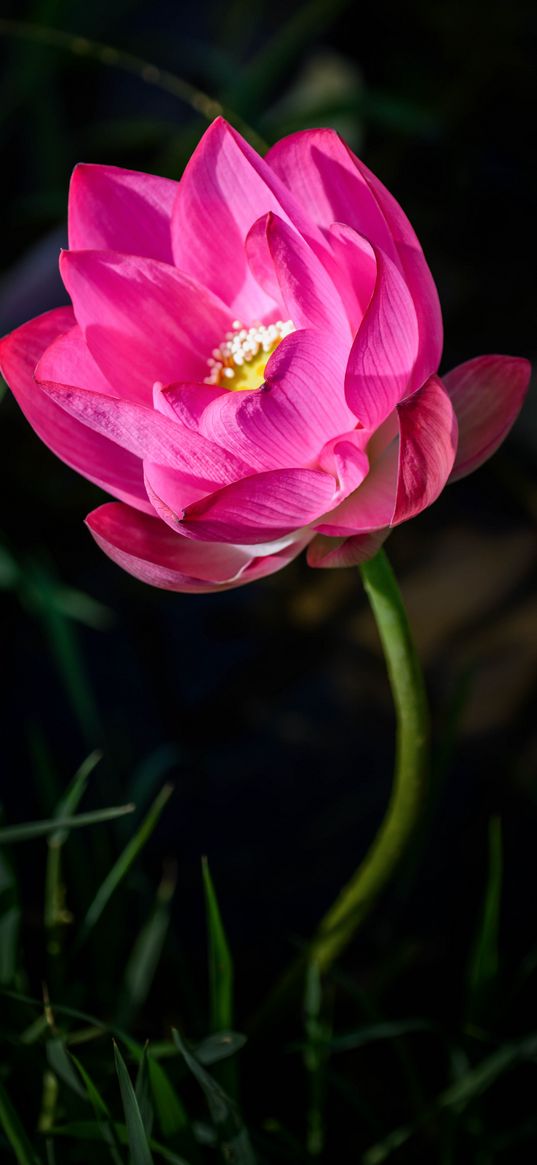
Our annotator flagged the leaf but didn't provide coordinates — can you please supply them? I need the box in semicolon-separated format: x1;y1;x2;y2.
114;1042;154;1165
147;1055;188;1138
119;865;176;1026
78;784;173;945
0;847;20;983
467;816;503;1023
363;1032;537;1163
46;1039;86;1098
70;1053;124;1164
44;751;103;935
136;1045;154;1141
194;1032;247;1066
201;857;233;1032
51;1121;190;1163
0;1079;41;1165
50;751;103;844
172;1030;256;1164
0;804;135;843
327;1018;434;1052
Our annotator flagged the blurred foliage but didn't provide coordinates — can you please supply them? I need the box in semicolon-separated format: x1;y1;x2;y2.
0;0;537;1160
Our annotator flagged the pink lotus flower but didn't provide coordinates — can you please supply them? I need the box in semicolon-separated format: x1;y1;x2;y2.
1;119;530;591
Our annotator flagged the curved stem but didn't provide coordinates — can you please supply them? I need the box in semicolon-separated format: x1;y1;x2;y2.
311;548;429;973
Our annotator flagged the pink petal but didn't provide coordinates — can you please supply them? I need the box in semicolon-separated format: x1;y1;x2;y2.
307;528;389;569
246;213;350;334
0;309;151;512
37;380;253;485
443;355;531;482
266;129;443;385
266;129;399;256
392;375;457;525
59;249;232;405
68;164;177;263
314;437;399;536
180;467;339;543
86;502;309;592
170;117;326;321
161;328;355;472
36;324;114;392
345;246;420;430
327;223;377;332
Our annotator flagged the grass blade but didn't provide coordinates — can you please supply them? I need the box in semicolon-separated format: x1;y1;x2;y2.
0;804;135;844
172;1029;256;1164
50;751;103;843
119;864;176;1027
44;751;103;942
0;846;20;984
70;1052;123;1165
147;1055;188;1138
201;857;233;1032
303;961;330;1157
194;1032;247;1065
363;1032;537;1163
78;784;173;946
114;1042;154;1165
0;1079;41;1165
467;816;503;1023
136;1045;154;1140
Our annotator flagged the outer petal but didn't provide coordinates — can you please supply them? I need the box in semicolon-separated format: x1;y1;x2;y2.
86;502;310;592
36;323;114;392
314;437;399;536
160;328;356;472
37;380;253;485
443;355;531;482
0;309;151;512
179;467;339;544
68;164;177;262
392;375;457;525
59;250;232;404
345;246;419;429
266;128;443;383
246;213;350;335
170;117;326;320
307;528;389;568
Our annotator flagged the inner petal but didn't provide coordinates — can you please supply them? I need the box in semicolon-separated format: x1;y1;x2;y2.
205;319;295;392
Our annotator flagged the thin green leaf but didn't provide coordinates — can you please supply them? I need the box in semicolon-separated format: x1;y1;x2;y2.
44;751;103;937
467;817;503;1023
70;1052;123;1165
327;1018;434;1052
0;1078;41;1165
172;1030;256;1164
51;1121;190;1163
363;1032;537;1163
119;865;176;1026
172;1029;229;1127
51;751;103;841
78;784;173;945
147;1055;188;1137
194;1032;247;1065
0;804;135;844
114;1042;154;1165
136;1045;154;1141
303;961;330;1157
46;1039;86;1097
201;856;233;1032
0;847;20;983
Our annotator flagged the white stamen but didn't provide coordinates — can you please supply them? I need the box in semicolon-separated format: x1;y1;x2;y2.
204;319;295;386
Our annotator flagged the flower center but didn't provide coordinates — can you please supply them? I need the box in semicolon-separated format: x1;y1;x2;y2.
205;319;295;391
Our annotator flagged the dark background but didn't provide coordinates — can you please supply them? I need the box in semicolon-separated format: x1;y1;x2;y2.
0;0;536;1160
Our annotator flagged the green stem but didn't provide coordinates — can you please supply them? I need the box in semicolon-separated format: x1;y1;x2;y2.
311;548;429;972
